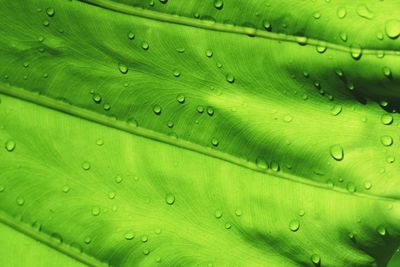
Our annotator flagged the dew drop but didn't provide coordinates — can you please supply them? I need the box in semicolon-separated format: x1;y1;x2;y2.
46;8;55;17
337;7;347;19
283;115;293;123
5;140;16;152
165;193;175;205
385;20;400;39
205;49;213;57
153;105;162;115
84;237;92;244
207;107;214;116
115;175;123;183
376;225;386;236
381;114;393;125
347;182;356;193
215;210;223;219
197;105;205;113
330;105;342;116
383;67;392;78
118;63;128;74
350;45;363;60
311;254;321;265
364;181;372;190
226;73;235;83
16;197;25;206
81;161;91;171
91;207;100;216
211;138;219;147
176;94;185;103
128;32;135;40
96;139;104;146
108;192;116;199
329;145;344;161
381;135;393;146
92;93;102;104
125;232;135;240
339;32;348;42
316;43;327;54
142;41;149;50
289;219;300;232
62;185;70;193
235;209;242;216
256;158;268;170
173;70;181;77
159;0;167;3
213;0;223;10
356;4;374;20
225;223;231;229
263;20;272;31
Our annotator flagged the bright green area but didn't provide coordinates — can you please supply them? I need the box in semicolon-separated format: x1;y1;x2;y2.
0;0;399;266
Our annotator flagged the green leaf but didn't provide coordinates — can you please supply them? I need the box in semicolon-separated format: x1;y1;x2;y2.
0;0;400;266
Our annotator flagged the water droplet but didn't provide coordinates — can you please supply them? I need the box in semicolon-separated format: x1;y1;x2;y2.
289;220;300;232
215;210;223;219
81;161;91;171
235;209;242;216
298;209;305;216
311;254;321;265
197;105;205;113
381;135;393;146
43;20;50;27
125;232;135;240
0;185;4;192
313;12;321;19
141;235;148;243
263;20;272;31
23;62;29;68
173;70;181;77
205;49;213;57
339;32;348;42
176;94;185;103
5;140;16;152
271;161;280;172
115;175;123;183
329;145;344;161
356;4;374;20
383;67;392;78
316;42;327;53
62;185;70;193
46;8;55;17
283;115;293;123
128;32;135;40
226;73;235;83
225;223;231;229
167;121;174;128
381;114;393;125
385;20;400;39
387;156;395;163
256;158;268;169
118;63;128;74
330;105;342;116
214;0;223;10
364;181;372;190
347;182;356;193
211;138;219;147
350;45;363;60
153;105;162;115
92;93;102;103
16;197;25;206
84;237;92;244
176;47;185;53
376;225;386;236
96;138;104;146
91;207;100;216
143;249;150;255
337;7;347;19
165;193;175;205
127;118;138;127
108;192;116;199
207;107;214;116
159;0;167;3
142;41;149;50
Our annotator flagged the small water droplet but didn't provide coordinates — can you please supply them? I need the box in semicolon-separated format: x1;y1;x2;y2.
337;7;347;19
62;185;70;193
316;42;327;53
283;115;293;123
96;139;104;146
197;105;205;113
141;235;148;243
263;20;272;31
16;197;25;206
118;63;128;74
173;70;181;77
84;237;92;244
350;45;363;60
142;41;149;50
43;20;50;27
356;4;374;20
339;32;348;42
81;161;91;171
311;254;321;265
176;94;185;103
224;223;231;229
383;67;392;78
298;209;305;217
5;140;16;152
376;225;386;236
165;193;175;205
211;138;219;147
46;8;55;17
128;32;135;40
329;145;344;161
213;0;223;10
363;181;372;190
235;209;242;216
92;93;102;103
256;158;268;170
347;182;356;193
108;192;116;199
125;232;135;240
205;49;213;57
91;207;100;216
215;210;223;219
226;73;235;83
153;105;162;115
313;12;321;19
207;107;214;116
330;105;342;116
381;114;393;125
115;175;123;183
381;135;393;146
289;219;300;232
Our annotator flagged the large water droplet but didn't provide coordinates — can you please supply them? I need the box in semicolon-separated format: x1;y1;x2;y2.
329;145;344;161
385;20;400;39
